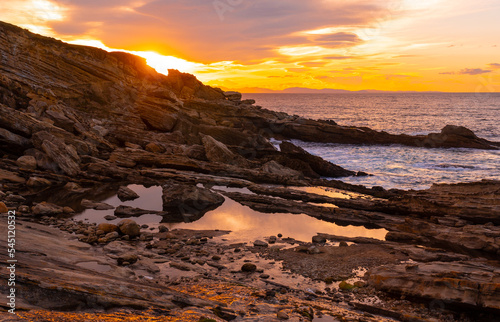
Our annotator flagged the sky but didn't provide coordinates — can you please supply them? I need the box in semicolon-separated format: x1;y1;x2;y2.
0;0;499;92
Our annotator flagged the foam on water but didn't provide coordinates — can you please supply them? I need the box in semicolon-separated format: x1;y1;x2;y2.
298;141;500;190
246;93;500;190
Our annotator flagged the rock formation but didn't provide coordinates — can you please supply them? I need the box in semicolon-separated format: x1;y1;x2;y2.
0;20;499;321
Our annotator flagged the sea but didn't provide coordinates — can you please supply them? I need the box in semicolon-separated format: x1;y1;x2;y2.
243;92;500;190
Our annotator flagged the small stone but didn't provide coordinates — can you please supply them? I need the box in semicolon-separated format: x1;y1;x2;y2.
339;241;348;247
32;202;64;216
64;182;82;190
212;255;221;261
117;186;139;201
124;142;142;149
253;240;268;247
16;155;37;170
117;253;138;266
312;235;326;244
145;142;166;153
117;219;141;237
104;215;117;221
63;207;75;214
268;236;277;244
0;202;8;213
141;224;149;229
277;233;283;238
277;311;289;320
103;231;119;242
17;205;29;213
158;225;169;232
339;281;355;291
308;246;321;254
260;274;270;279
97;223;119;234
241;263;257;272
324;277;335;284
26;177;52;187
354;281;366;288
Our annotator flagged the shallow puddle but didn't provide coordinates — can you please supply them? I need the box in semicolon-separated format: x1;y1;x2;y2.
169;197;388;243
72;185;388;243
290;186;375;200
72;184;163;226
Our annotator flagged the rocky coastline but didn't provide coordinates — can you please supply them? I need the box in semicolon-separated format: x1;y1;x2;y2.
1;21;499;321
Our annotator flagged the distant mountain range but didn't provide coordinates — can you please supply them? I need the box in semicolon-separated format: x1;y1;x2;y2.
219;86;444;94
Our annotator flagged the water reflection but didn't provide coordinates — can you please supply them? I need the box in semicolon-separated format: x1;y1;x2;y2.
72;185;388;243
169;197;388;243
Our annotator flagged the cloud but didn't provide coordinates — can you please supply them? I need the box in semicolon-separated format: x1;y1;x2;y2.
458;68;491;75
385;74;415;80
440;67;495;76
45;0;389;62
323;56;353;60
313;32;362;48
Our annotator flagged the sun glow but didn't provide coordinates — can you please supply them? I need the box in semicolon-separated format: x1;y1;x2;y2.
0;0;65;35
68;39;204;75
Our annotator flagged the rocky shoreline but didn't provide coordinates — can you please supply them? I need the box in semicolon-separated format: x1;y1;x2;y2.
1;21;499;321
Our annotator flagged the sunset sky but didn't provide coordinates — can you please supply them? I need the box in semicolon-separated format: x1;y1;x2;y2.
1;0;499;92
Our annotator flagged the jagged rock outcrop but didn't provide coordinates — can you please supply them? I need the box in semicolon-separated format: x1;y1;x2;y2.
367;261;500;310
162;182;225;217
279;141;357;177
1;20;498;192
202;135;250;167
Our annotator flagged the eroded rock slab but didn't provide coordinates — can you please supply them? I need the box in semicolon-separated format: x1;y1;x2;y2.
367;261;500;310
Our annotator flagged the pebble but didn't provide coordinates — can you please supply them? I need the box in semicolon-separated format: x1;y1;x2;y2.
254;240;269;247
241;263;257;272
277;311;289;320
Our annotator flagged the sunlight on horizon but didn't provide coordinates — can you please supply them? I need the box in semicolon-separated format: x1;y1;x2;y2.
68;39;205;76
0;0;65;36
0;0;499;92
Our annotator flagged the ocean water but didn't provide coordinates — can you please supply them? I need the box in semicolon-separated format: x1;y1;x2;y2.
244;93;500;190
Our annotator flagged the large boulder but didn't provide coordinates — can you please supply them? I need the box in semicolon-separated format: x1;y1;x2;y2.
441;125;477;139
162;182;224;217
26;177;52;187
0;202;8;213
16;155;37;170
32;202;64;216
261;161;302;179
136;103;178;132
367;261;500;310
31;131;81;176
0;128;30;151
202;135;249;167
280;141;355;178
97;223;119;234
117;186;139;201
224;91;242;102
24;149;59;172
117;219;141;237
114;205;152;217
